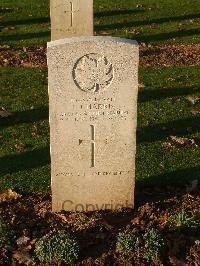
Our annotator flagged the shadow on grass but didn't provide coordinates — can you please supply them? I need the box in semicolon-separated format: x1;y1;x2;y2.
138;28;200;43
1;17;50;26
96;13;200;31
137;166;200;187
96;12;200;42
0;147;50;176
137;116;200;143
135;166;200;205
95;9;144;17
138;86;199;103
0;107;48;129
1;31;50;42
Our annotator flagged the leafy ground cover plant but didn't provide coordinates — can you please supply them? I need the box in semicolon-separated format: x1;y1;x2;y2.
167;209;200;232
143;228;166;263
116;231;139;256
35;230;79;264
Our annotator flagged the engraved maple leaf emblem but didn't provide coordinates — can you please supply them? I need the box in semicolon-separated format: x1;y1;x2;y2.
73;53;114;93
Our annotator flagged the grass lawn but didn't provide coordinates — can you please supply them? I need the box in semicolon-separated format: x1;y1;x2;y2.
1;0;200;46
0;66;200;193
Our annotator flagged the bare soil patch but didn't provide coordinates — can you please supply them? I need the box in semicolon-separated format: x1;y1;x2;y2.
140;43;200;67
0;44;200;68
0;183;199;265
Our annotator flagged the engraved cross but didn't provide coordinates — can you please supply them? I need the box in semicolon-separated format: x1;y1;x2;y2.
64;1;79;27
79;125;108;168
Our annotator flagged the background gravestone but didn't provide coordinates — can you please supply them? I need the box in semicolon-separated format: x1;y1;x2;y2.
50;0;93;41
47;36;139;212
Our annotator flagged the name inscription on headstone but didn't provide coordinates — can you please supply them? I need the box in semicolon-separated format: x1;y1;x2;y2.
59;97;130;122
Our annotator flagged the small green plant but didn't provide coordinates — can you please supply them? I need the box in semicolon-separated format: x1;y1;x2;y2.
116;231;138;256
167;209;200;232
35;230;79;264
0;217;8;249
143;228;165;263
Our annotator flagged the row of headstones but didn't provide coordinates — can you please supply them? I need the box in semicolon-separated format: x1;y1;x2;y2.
48;0;139;212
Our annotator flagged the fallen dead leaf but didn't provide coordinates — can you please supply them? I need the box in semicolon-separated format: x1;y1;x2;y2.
128;28;143;35
176;23;183;31
169;256;187;266
31;132;37;137
4;26;16;30
131;217;140;225
22;62;34;68
136;4;144;8
156;213;169;228
56;213;71;223
0;189;21;203
16;236;34;253
15;143;26;150
169;136;198;147
191;110;200;116
162;142;174;149
186;96;200;105
189;19;194;24
13;251;35;266
0;107;13;118
186;241;200;266
99;31;110;35
16;237;30;247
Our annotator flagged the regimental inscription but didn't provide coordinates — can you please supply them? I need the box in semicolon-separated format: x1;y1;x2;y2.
73;53;114;93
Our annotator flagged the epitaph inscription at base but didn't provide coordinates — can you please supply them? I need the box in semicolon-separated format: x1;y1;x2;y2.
47;36;139;212
50;0;93;41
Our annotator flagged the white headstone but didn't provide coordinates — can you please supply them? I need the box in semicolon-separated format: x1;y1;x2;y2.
50;0;93;41
47;36;139;212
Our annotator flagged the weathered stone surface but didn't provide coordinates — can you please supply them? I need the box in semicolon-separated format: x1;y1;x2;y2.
50;0;93;41
47;36;139;212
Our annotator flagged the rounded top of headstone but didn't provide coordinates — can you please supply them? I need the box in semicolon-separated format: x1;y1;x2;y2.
47;36;138;48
